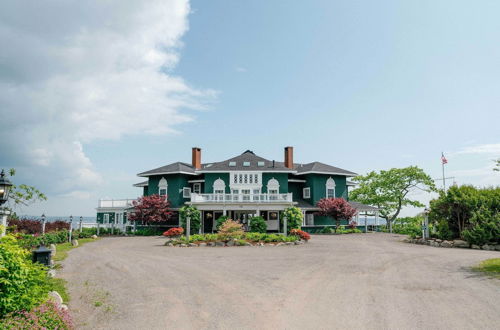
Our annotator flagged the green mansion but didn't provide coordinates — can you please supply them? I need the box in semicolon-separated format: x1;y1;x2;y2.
96;147;378;233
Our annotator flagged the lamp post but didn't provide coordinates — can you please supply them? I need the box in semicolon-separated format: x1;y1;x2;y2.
0;170;13;237
79;216;83;232
423;208;430;240
41;213;46;235
68;215;73;243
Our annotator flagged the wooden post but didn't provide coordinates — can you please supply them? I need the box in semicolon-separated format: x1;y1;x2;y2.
186;216;191;240
68;221;72;243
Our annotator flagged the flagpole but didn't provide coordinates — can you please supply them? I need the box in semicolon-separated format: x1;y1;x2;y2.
442;152;446;192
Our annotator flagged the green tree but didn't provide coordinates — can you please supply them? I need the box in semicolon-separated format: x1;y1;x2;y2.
350;166;436;232
2;169;47;214
249;216;267;233
179;205;201;235
282;207;303;232
494;159;500;172
429;185;500;239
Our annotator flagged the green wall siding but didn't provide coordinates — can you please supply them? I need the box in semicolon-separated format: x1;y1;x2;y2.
303;174;347;204
203;173;231;193
147;174;191;208
262;173;288;193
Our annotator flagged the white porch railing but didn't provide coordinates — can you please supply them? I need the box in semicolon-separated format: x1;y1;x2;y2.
98;199;135;208
190;193;293;203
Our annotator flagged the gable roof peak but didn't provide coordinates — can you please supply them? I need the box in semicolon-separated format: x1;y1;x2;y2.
242;150;255;155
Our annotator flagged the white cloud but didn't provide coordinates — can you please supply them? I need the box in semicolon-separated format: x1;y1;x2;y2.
235;66;247;72
0;0;214;196
453;143;500;155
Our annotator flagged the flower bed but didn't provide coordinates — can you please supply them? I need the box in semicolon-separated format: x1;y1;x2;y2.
164;232;307;247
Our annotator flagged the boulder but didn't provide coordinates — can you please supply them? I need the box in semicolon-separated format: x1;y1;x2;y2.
244;242;252;246
199;243;207;247
188;243;197;247
71;239;79;247
495;245;500;251
47;269;57;278
226;241;235;247
215;241;225;247
435;239;442;243
440;241;453;248
180;244;188;247
165;242;172;247
207;242;215;247
471;244;480;249
60;304;69;312
91;235;98;239
453;240;469;248
402;238;411;243
49;244;57;256
48;291;63;308
481;244;493;251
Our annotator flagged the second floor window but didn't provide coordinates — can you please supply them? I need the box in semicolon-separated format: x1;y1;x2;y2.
158;177;168;197
303;187;311;199
326;177;336;199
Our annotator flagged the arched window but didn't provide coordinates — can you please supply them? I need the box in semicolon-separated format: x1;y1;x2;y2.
326;177;336;198
158;177;168;196
267;178;280;195
213;178;226;194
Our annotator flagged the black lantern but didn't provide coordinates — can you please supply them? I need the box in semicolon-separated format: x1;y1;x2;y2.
0;170;13;206
32;245;52;267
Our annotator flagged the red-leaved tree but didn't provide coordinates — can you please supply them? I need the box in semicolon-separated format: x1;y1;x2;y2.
128;195;173;224
316;198;357;232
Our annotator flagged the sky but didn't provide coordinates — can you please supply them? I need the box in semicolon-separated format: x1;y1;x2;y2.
0;0;499;217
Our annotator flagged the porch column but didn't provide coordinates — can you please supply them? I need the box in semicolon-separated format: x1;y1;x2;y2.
223;208;227;216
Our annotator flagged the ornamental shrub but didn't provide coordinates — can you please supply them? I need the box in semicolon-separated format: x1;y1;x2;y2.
462;208;500;246
215;216;229;231
163;227;184;237
218;219;244;241
290;229;311;241
282;207;303;231
0;300;73;329
0;236;50;317
320;227;334;234
179;206;201;235
249;216;267;233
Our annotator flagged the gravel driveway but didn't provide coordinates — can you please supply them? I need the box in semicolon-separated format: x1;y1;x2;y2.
60;234;499;330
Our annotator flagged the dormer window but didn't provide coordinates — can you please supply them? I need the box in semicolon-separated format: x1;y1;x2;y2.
257;161;264;167
229;161;236;167
243;162;250;167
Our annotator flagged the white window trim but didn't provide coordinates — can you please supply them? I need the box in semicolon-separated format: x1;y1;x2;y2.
267;177;280;193
103;214;109;223
213;178;226;193
158;177;168;196
193;183;201;194
229;171;262;190
326;177;336;198
303;187;311;199
183;187;191;198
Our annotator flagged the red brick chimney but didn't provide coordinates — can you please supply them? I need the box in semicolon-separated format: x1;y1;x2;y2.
192;147;201;169
284;146;294;169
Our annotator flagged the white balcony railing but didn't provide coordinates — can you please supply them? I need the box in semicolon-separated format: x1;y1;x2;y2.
190;193;293;203
98;199;135;208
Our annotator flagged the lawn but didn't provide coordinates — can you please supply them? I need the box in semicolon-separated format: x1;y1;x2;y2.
473;258;500;278
52;237;99;262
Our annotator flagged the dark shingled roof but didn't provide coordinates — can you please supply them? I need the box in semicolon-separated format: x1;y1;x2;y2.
137;150;357;177
349;201;379;211
138;162;196;177
133;181;148;187
294;162;357;176
199;150;295;172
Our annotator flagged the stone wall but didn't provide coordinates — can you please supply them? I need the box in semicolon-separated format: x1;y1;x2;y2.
403;237;500;251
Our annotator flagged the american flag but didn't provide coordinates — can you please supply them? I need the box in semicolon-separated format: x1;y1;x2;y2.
441;152;448;165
